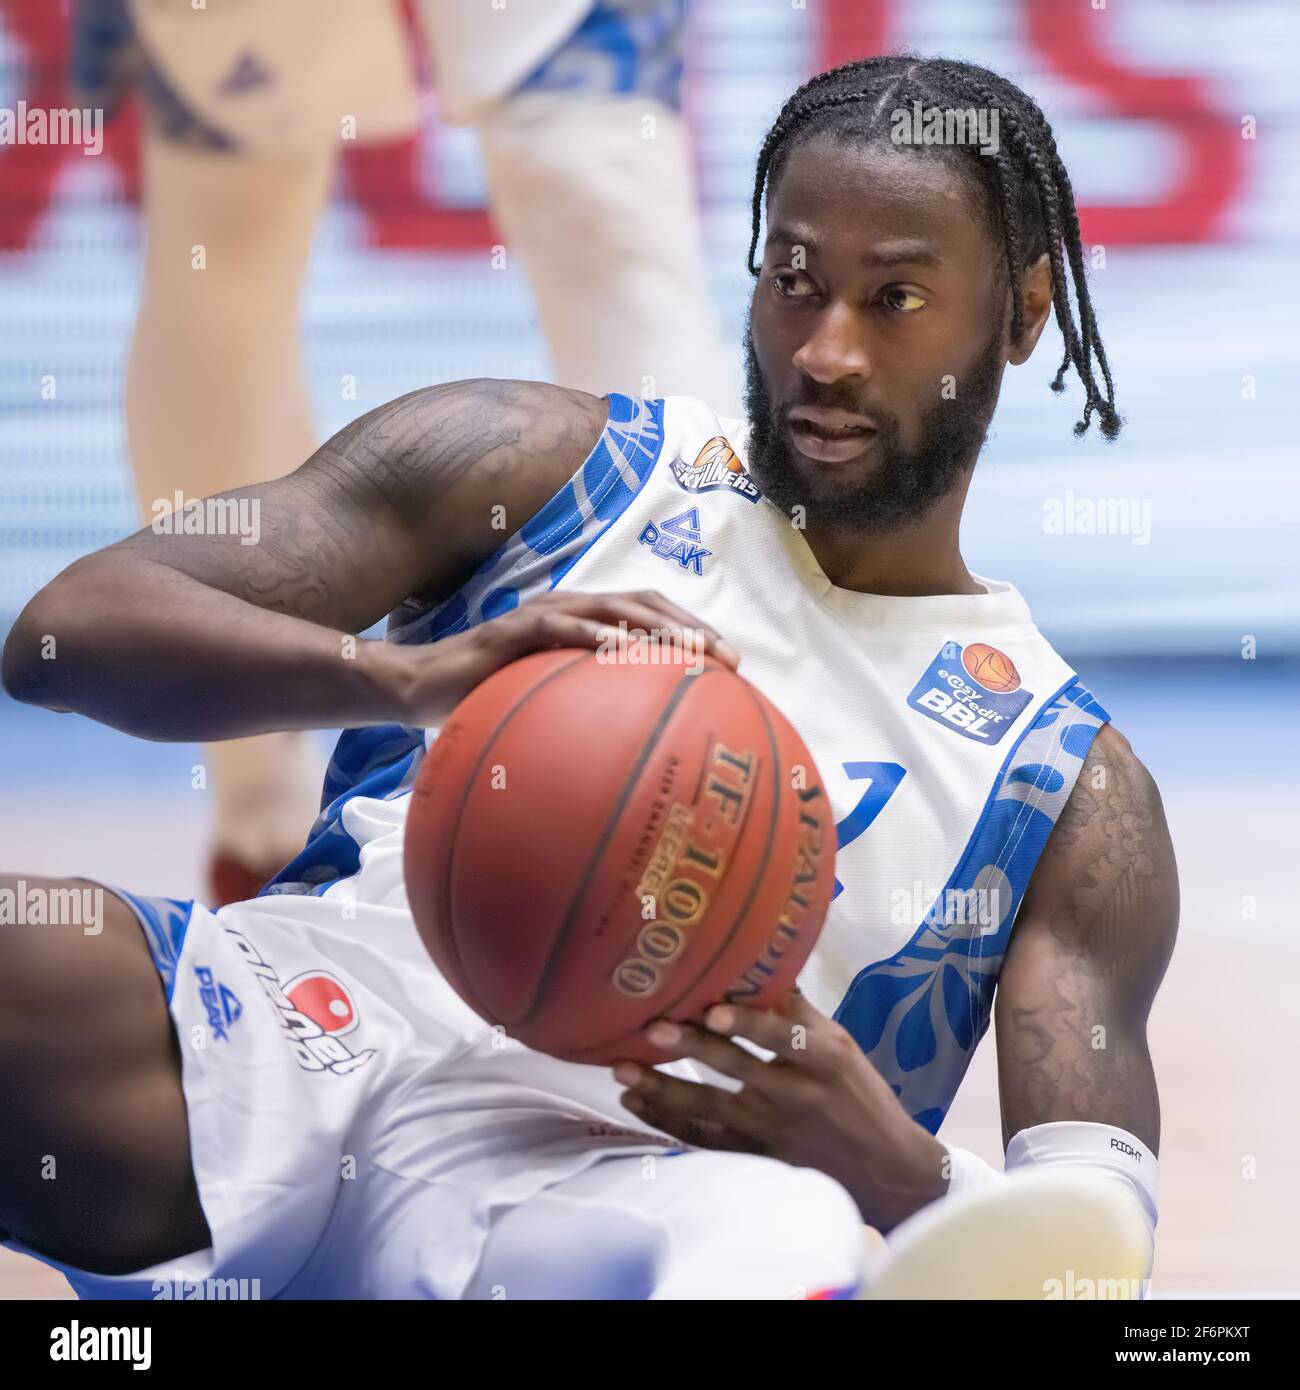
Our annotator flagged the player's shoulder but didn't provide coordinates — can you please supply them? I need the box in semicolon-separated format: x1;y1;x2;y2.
1047;721;1168;852
313;379;612;576
1086;723;1163;807
469;378;610;452
331;378;606;458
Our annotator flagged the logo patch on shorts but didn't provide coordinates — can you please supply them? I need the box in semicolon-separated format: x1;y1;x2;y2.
194;965;243;1042
223;928;376;1076
283;971;359;1035
907;640;1032;744
670;436;761;503
637;507;712;575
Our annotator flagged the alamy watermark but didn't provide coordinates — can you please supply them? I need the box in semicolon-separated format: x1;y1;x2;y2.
151;491;261;545
1;102;103;157
1044;1271;1150;1300
50;1322;149;1369
1043;491;1152;546
152;1275;262;1300
596;622;708;673
891;880;1002;934
0;880;102;935
891;101;999;157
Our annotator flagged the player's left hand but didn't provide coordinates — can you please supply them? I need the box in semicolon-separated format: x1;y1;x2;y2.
612;992;949;1232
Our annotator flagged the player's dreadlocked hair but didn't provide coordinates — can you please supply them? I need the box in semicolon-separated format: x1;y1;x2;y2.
748;55;1121;440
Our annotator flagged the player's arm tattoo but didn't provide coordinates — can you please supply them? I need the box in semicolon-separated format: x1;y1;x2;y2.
118;377;607;632
993;723;1179;1152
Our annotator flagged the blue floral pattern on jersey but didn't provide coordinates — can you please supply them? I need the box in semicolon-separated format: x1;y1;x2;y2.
834;680;1110;1134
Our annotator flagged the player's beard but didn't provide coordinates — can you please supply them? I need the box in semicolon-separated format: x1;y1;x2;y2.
741;322;1004;536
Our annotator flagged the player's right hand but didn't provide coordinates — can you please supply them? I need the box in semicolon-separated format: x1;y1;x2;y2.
375;590;740;729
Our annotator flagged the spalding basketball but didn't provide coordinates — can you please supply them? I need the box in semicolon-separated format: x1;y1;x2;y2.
403;649;836;1065
961;642;1021;693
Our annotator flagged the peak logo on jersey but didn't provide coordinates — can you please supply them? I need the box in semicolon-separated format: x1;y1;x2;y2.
194;965;243;1043
670;436;761;503
961;642;1021;693
284;971;359;1035
637;508;712;575
223;927;377;1076
907;640;1032;744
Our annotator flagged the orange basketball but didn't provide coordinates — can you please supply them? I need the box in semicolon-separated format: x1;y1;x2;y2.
961;642;1021;693
402;649;836;1065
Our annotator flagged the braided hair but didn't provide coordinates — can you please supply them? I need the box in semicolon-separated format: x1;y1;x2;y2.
748;55;1121;440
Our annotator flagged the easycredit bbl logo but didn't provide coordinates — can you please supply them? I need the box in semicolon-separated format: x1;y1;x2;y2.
907;641;1031;744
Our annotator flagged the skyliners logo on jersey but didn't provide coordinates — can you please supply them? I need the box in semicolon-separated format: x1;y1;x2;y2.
194;965;243;1043
637;507;712;574
223;928;376;1076
670;436;762;502
907;640;1032;744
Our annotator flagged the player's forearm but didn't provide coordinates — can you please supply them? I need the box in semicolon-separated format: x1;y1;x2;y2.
1;551;407;741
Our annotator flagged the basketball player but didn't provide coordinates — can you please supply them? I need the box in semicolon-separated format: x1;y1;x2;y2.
74;0;736;904
1;56;1176;1299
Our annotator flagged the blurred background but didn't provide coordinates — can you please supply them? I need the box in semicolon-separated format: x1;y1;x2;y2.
1;0;1296;1296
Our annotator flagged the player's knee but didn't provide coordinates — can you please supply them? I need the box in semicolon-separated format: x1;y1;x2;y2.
784;1167;868;1295
706;1156;866;1292
752;1156;861;1231
467;1193;666;1300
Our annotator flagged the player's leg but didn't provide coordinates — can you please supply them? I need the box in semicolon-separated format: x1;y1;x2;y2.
418;0;740;411
462;1150;866;1300
125;129;336;895
0;875;208;1273
473;89;740;411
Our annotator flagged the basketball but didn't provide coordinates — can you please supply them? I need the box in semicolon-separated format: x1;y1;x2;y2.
961;642;1021;693
402;648;836;1064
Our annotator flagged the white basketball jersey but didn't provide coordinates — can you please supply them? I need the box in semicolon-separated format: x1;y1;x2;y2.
269;393;1109;1133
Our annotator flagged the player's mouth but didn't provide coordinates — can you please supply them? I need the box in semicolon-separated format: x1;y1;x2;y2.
786;406;879;463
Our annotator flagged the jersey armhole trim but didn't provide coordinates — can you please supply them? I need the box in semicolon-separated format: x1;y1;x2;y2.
386;392;666;645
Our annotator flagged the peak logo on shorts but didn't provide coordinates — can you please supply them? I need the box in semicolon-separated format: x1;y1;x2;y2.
907;640;1032;744
670;436;761;503
637;507;712;575
223;928;376;1076
194;965;243;1043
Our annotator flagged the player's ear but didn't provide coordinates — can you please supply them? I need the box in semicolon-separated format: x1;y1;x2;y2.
1006;252;1053;365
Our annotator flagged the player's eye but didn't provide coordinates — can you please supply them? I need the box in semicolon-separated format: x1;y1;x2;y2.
771;268;818;299
880;286;927;314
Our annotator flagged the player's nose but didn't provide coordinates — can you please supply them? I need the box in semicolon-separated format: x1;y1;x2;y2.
791;301;872;385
